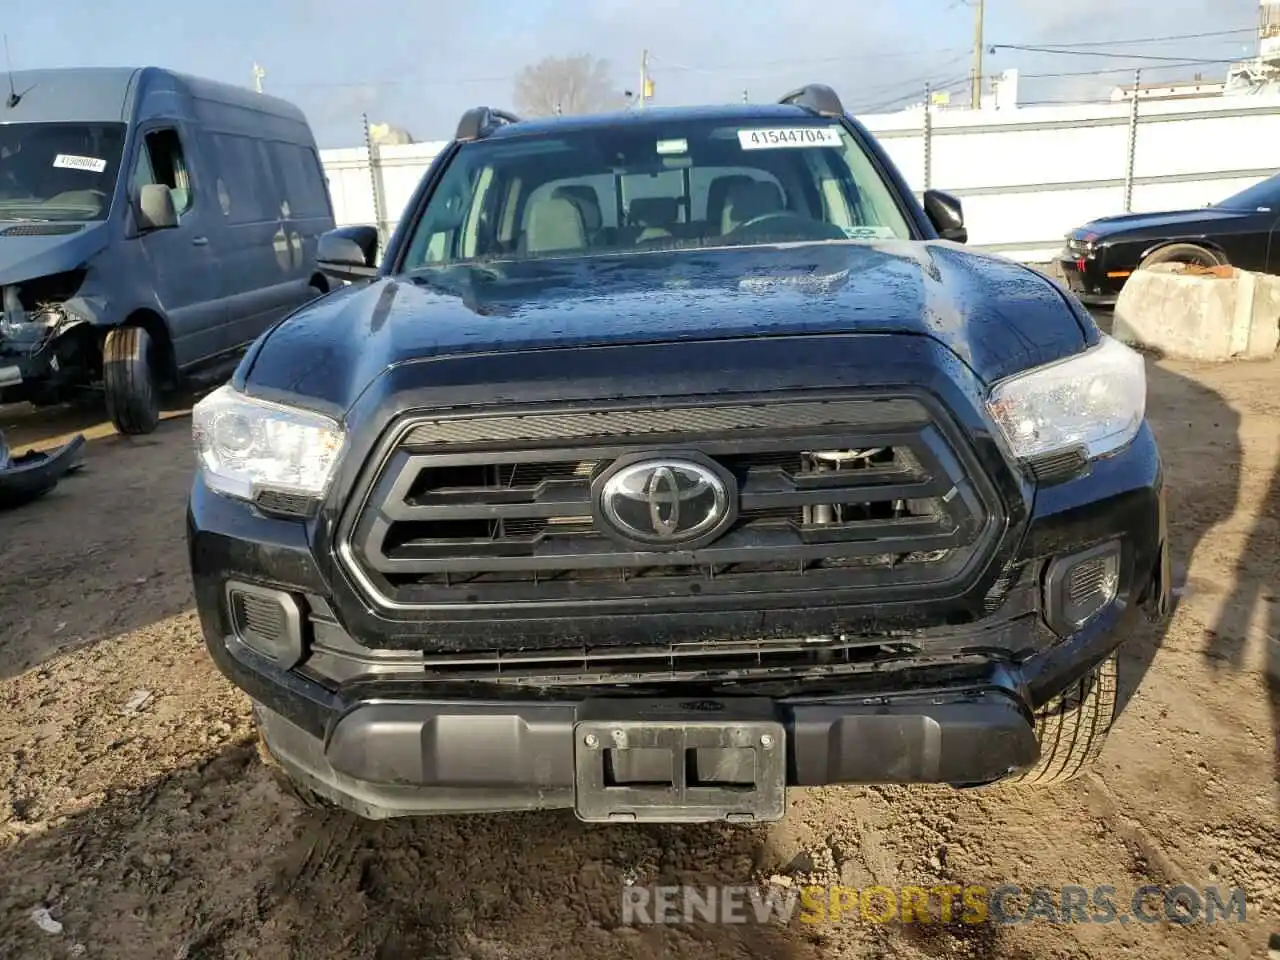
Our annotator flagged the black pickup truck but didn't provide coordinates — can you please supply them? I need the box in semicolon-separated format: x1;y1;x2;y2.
186;84;1171;824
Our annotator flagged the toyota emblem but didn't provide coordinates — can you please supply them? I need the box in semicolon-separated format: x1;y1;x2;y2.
593;453;737;550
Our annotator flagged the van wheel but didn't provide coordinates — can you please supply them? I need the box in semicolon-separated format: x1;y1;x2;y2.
103;326;161;435
1009;655;1118;786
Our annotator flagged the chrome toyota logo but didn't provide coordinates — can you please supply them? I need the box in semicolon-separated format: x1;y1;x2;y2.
594;454;736;549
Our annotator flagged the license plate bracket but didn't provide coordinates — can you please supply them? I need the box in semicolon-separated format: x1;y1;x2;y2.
573;698;786;824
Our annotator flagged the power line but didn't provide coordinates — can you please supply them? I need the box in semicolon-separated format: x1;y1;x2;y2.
1024;27;1256;49
631;27;1257;80
990;44;1243;64
859;75;970;114
852;52;972;98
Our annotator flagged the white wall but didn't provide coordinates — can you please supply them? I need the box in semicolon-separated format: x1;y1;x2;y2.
864;94;1280;261
322;140;447;237
319;94;1280;264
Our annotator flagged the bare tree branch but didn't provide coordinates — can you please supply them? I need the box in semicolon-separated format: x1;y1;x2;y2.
513;55;627;117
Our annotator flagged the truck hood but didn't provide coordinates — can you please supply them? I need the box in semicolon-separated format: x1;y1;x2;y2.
0;223;109;286
243;240;1088;413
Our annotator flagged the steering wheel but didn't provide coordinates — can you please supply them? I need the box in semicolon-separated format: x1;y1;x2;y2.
726;211;847;241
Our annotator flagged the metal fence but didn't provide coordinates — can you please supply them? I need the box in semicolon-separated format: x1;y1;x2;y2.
864;88;1280;261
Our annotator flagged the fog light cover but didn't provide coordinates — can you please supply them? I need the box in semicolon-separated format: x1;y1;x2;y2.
1045;542;1121;632
226;581;305;669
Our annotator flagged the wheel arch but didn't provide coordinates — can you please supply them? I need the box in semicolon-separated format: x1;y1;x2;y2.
1137;237;1229;266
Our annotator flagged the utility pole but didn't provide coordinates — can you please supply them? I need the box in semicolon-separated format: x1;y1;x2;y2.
923;82;933;190
363;112;387;251
970;0;985;110
639;49;649;109
1123;69;1142;213
252;63;265;94
742;88;748;103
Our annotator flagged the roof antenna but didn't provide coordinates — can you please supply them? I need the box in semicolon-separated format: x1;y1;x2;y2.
3;35;19;108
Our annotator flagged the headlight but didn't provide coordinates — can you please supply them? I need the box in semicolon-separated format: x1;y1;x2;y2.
192;384;345;502
986;335;1146;461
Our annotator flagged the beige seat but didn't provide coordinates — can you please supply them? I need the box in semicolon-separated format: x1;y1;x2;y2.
721;180;785;234
524;195;587;254
551;185;603;237
705;174;753;233
627;196;680;243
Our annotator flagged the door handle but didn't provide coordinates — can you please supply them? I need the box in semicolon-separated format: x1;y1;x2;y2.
191;236;209;246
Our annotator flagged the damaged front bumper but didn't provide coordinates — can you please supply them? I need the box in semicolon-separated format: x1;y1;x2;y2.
0;429;85;508
0;280;104;404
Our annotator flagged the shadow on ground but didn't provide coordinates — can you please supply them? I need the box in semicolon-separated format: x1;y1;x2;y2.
1083;309;1243;717
1207;443;1279;830
1108;359;1242;717
0;741;812;960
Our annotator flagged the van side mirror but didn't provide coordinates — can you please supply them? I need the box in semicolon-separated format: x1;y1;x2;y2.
137;184;178;231
317;226;379;282
922;189;967;244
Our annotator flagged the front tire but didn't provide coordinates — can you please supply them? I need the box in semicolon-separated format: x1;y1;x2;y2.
1010;655;1118;786
103;326;161;435
1137;242;1224;273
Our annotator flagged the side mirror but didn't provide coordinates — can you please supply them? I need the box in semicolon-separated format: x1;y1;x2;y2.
317;225;379;283
923;189;968;244
136;184;178;231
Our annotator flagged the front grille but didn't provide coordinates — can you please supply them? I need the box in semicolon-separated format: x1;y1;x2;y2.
340;394;999;611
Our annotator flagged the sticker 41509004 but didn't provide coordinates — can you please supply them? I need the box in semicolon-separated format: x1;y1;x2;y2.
52;154;108;174
737;127;842;150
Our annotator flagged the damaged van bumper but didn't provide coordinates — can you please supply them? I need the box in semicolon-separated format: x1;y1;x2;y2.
0;429;85;508
0;282;107;405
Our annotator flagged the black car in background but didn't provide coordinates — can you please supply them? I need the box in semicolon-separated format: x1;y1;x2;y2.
1060;171;1280;305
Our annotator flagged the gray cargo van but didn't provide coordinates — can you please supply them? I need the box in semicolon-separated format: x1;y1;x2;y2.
0;66;336;433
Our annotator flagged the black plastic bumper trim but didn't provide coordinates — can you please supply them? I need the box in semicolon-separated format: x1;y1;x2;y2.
253;676;1040;820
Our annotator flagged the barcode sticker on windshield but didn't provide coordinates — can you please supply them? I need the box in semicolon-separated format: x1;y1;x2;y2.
738;127;842;150
52;154;107;173
843;225;899;240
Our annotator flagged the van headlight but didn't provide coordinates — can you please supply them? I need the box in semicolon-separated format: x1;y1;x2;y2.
986;335;1146;461
192;384;345;503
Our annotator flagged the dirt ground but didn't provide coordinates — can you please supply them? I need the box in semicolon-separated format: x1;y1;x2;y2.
0;344;1276;959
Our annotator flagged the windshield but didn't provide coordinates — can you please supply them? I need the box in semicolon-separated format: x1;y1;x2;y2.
1214;173;1280;212
0;122;128;222
399;117;914;271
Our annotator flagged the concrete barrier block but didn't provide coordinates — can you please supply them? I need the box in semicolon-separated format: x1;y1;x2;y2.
1111;264;1280;361
1247;271;1280;358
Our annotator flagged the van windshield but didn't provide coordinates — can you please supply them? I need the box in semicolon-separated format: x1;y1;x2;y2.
399;116;915;271
0;122;128;222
